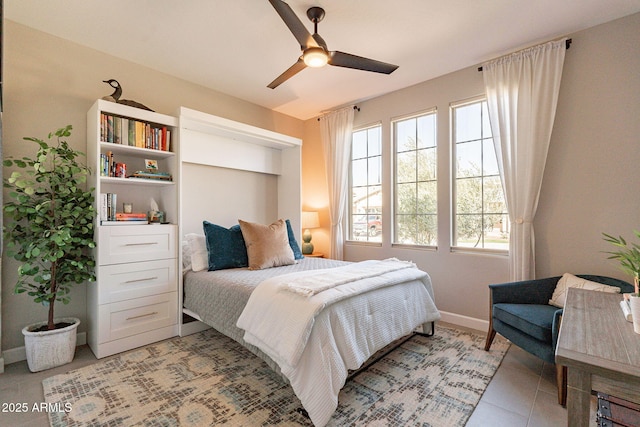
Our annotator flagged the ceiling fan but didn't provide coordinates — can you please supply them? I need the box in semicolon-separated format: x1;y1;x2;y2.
267;0;399;89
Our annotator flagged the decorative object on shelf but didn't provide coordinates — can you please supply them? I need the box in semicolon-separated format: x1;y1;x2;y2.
3;125;96;371
102;79;154;111
145;159;158;171
301;211;320;255
603;230;640;333
123;202;133;213
148;198;165;223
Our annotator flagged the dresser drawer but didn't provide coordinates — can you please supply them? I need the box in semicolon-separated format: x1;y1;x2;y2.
99;259;177;304
99;224;176;265
98;292;178;343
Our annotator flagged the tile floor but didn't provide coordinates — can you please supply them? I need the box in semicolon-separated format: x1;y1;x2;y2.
0;329;597;426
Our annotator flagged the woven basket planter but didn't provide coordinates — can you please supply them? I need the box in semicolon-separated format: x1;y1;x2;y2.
22;317;80;372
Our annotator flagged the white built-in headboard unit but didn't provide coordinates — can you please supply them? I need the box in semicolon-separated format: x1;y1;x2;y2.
178;107;302;240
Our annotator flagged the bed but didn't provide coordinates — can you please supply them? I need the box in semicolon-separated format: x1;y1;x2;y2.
183;251;440;426
177;108;441;426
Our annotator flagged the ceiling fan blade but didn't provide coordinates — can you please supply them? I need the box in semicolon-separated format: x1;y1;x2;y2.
328;51;399;74
268;0;318;49
267;58;307;89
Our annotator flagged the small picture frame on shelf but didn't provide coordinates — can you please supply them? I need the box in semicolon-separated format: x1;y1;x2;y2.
145;159;158;171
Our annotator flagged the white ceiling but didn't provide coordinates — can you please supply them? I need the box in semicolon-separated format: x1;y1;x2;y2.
7;0;640;120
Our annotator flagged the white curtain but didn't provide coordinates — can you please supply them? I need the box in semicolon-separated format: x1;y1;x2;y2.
483;39;567;281
320;106;355;260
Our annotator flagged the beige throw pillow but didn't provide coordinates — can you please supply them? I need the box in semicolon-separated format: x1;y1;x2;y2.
238;219;295;270
549;273;621;308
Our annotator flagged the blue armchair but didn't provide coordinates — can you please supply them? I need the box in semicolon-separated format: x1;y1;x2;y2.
484;275;633;405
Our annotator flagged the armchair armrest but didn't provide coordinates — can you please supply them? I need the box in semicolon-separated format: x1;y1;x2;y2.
552;308;563;350
489;276;561;305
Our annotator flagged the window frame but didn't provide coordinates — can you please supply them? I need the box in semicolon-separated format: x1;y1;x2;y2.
450;96;509;254
391;108;438;248
347;123;383;245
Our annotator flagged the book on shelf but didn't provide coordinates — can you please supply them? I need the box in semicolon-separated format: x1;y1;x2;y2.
100;193;117;222
100;112;171;151
101;220;148;226
131;171;173;181
115;212;148;220
99;152;126;178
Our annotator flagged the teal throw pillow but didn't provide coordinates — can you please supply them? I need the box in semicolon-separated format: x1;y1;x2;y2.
285;219;304;260
203;221;248;270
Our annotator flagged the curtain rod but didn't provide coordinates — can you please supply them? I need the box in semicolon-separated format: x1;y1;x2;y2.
317;105;360;121
477;38;572;72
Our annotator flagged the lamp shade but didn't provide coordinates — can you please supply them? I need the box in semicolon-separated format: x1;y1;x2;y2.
302;211;320;229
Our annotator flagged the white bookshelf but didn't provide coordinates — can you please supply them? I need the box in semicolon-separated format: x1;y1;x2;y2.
86;99;180;358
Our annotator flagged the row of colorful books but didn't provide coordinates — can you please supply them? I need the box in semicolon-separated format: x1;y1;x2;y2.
100;113;171;152
99;193;148;224
100;151;126;178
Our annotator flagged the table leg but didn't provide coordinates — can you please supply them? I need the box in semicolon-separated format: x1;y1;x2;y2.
566;367;591;427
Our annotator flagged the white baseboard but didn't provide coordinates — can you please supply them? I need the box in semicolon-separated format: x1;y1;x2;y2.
438;311;489;333
2;332;87;366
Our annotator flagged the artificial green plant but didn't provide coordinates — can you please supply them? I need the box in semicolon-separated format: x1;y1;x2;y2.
603;230;640;296
3;125;96;330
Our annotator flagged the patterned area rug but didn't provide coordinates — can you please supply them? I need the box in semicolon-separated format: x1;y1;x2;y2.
43;325;509;426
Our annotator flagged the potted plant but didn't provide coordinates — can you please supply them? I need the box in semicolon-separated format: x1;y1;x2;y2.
3;125;96;371
603;230;640;333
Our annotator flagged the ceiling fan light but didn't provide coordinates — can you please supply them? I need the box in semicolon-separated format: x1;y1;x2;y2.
303;47;328;67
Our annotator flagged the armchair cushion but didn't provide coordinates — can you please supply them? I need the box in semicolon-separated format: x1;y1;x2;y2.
549;273;621;308
493;303;559;343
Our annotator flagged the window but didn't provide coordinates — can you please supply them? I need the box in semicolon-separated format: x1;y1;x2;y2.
349;125;382;242
393;111;437;246
452;99;509;251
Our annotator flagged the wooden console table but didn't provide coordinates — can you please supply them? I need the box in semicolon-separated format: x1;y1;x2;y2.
556;288;640;426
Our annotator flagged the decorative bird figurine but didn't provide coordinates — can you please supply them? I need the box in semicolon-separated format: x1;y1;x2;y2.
102;79;154;111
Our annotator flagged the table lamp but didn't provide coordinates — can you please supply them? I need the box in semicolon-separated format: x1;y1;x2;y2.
301;211;320;255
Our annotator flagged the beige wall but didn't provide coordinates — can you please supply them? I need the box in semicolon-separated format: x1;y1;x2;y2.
302;12;640;325
2;21;303;353
3;12;639;357
535;13;640;278
301;118;331;256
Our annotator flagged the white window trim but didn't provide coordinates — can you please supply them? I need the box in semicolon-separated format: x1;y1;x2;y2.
346;122;383;245
450;96;508;254
391;108;438;248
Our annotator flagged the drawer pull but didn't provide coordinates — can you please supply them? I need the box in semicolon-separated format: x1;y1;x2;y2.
124;276;158;284
126;311;158;321
124;242;159;246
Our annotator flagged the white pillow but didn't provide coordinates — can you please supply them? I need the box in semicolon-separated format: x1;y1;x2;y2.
549;273;621;308
185;233;208;272
182;240;192;270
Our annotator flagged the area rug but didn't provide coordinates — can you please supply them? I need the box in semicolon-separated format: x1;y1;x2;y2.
43;325;509;426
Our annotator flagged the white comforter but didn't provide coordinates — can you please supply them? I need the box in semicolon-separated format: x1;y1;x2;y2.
236;260;441;426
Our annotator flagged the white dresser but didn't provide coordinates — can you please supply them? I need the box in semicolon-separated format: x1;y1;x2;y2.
87;224;178;358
